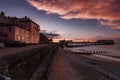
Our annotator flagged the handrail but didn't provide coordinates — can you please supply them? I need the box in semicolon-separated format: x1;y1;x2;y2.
0;74;11;80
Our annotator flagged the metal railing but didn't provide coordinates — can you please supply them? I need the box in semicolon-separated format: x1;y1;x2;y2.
0;74;11;80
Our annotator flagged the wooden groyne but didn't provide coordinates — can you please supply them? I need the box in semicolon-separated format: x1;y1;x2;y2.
72;50;109;55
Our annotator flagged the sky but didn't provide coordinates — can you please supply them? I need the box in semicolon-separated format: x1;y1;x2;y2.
0;0;120;42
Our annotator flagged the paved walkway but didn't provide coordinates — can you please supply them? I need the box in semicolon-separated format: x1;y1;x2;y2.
0;44;48;56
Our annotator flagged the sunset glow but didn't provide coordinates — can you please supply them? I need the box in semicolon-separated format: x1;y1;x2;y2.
0;0;120;42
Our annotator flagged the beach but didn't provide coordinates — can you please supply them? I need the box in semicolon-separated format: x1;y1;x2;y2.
49;48;120;80
67;43;120;57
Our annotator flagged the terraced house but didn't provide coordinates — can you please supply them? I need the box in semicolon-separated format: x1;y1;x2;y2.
0;12;40;44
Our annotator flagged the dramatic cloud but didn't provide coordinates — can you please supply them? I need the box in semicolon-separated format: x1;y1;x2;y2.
88;36;104;41
73;38;88;42
92;36;104;40
73;36;104;42
116;33;120;37
41;30;61;39
99;20;120;29
26;0;120;29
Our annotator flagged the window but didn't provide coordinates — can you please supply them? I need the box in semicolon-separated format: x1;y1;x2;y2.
17;36;20;41
20;28;21;33
35;26;37;30
9;27;12;32
22;36;25;42
28;37;30;39
28;32;30;35
0;27;2;32
0;27;2;30
24;30;25;34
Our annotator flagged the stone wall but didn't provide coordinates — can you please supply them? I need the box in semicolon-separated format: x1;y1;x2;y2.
0;44;58;80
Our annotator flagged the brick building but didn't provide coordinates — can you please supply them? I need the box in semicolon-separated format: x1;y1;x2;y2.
0;12;40;44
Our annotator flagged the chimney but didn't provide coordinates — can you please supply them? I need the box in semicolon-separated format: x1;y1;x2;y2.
1;12;5;16
25;16;27;19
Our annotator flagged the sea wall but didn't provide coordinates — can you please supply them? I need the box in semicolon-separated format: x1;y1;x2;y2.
0;44;58;80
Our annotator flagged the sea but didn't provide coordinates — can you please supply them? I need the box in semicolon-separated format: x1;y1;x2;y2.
67;41;120;57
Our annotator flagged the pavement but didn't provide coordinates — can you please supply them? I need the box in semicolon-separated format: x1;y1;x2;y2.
0;44;48;56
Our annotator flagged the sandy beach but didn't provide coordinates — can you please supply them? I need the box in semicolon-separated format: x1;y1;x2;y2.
49;49;120;80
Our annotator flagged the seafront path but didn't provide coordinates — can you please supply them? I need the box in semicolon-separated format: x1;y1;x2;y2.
0;44;57;80
49;49;120;80
0;45;120;80
0;44;48;56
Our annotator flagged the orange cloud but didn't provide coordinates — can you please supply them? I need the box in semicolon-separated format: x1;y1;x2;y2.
26;0;120;29
116;33;120;37
99;20;120;29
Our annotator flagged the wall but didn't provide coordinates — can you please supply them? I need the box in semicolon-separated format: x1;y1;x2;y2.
20;21;40;44
0;44;58;80
0;25;15;41
15;26;30;43
30;22;40;44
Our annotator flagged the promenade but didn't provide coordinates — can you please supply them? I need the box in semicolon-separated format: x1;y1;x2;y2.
0;44;57;80
1;45;120;80
0;44;49;56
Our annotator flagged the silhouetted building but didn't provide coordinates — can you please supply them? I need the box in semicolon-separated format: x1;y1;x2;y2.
39;33;52;44
96;40;115;45
0;12;40;44
59;40;73;47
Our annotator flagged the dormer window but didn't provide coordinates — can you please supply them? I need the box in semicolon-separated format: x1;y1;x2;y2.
1;12;5;16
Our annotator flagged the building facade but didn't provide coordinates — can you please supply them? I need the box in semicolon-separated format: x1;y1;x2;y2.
0;12;40;44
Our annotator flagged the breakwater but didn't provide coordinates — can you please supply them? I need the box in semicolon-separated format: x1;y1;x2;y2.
0;44;58;80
